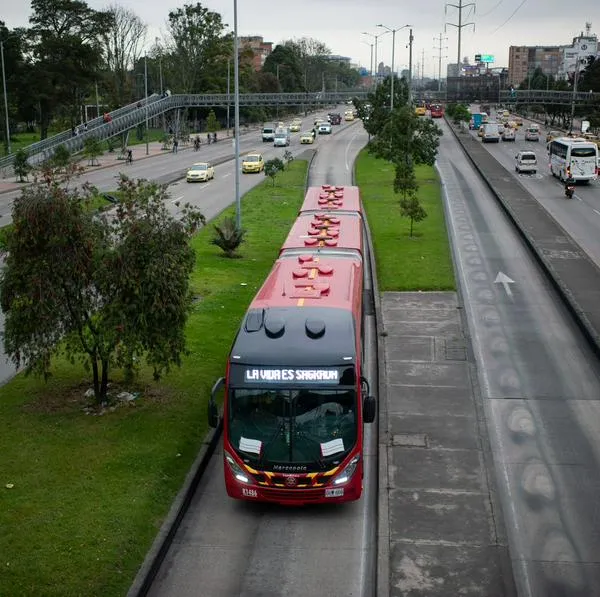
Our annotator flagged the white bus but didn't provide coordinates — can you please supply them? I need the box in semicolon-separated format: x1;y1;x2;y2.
548;137;599;183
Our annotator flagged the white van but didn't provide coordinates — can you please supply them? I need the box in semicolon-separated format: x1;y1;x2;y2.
515;150;538;174
273;127;290;147
262;126;275;142
481;122;500;143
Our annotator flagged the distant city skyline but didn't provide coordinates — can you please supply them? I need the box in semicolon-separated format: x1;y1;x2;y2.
2;0;598;78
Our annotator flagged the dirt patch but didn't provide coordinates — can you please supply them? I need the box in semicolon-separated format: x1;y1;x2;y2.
22;380;173;415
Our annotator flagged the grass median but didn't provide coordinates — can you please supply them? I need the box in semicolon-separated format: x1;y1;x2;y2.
355;150;455;291
0;160;308;597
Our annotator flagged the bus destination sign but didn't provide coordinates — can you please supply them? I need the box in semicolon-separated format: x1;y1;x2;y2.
244;367;340;384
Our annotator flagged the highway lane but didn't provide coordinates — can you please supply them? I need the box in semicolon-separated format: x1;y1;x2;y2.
466;116;600;266
146;124;375;597
438;117;600;596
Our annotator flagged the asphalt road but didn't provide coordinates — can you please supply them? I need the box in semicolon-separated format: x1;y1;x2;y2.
146;123;378;597
438;117;600;596
466;114;600;266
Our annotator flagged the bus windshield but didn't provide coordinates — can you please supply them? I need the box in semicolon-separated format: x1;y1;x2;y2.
571;147;597;158
229;388;357;471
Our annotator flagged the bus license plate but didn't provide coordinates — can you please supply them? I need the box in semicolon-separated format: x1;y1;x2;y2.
325;488;344;498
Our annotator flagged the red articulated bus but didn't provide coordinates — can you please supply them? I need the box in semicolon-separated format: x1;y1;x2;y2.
208;184;376;506
430;104;444;118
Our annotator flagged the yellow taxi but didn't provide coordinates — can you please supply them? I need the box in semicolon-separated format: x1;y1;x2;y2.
289;120;301;132
514;117;523;127
546;130;560;143
415;106;426;116
241;153;264;173
186;162;214;182
300;131;315;144
344;110;354;121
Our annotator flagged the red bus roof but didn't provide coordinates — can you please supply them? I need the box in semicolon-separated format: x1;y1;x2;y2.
251;253;362;315
280;212;363;255
300;185;362;214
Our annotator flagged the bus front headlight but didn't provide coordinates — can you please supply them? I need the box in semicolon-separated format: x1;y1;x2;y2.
225;451;251;484
332;455;360;485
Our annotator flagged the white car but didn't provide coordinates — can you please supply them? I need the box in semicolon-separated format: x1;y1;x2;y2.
318;122;332;135
186;162;214;182
525;126;540;142
502;128;516;142
515;150;537;174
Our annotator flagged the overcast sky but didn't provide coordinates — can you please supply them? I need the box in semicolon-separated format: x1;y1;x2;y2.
2;0;597;77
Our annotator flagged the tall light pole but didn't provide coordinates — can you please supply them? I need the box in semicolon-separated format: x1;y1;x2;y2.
156;37;165;133
233;0;241;229
570;58;584;134
144;52;149;155
377;23;411;112
0;39;11;155
362;30;389;84
408;29;414;105
226;58;231;136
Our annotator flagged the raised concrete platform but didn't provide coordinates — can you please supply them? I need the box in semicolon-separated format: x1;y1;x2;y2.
379;291;516;596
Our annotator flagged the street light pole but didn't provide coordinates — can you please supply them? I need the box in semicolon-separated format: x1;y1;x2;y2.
377;24;411;112
0;39;11;155
569;58;583;134
144;52;149;155
226;58;231;136
362;31;389;85
408;29;414;105
233;0;241;228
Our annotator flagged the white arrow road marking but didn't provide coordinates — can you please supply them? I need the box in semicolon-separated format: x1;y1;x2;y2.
494;271;515;297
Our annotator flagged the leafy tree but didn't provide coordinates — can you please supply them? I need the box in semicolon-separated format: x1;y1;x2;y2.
83;136;102;166
13;149;32;182
451;104;471;128
360;75;410;137
166;3;231;93
25;0;113;139
283;150;294;166
211;216;246;258
52;144;71;169
394;159;418;199
264;158;284;185
263;44;305;92
399;195;427;238
206;109;220;132
0;171;204;404
0;23;24;153
580;56;600;93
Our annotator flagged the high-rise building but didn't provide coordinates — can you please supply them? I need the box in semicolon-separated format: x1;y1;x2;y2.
239;36;273;71
559;26;598;78
508;46;562;86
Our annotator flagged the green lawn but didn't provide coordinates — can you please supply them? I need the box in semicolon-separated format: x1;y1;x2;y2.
355;150;455;291
0;160;308;597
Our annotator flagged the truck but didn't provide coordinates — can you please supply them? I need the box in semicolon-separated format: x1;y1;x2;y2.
471;113;484;130
262;124;276;142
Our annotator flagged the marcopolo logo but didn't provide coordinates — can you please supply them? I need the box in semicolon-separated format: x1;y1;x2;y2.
244;368;339;383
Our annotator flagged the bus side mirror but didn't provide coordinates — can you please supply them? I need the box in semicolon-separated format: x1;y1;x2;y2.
208;377;225;428
363;395;376;423
360;376;376;423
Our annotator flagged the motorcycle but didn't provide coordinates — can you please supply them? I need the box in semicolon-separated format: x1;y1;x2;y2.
565;180;576;199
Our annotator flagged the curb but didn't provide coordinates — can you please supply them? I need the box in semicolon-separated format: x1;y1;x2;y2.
445;117;600;358
352;152;389;597
125;419;223;597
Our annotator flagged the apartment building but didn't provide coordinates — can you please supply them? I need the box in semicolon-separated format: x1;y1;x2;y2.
508;46;562;86
238;36;273;70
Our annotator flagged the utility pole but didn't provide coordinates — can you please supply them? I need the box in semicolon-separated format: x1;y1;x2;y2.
0;39;11;155
226;59;231;136
445;0;475;78
569;58;584;134
95;81;100;120
233;0;241;229
434;33;448;92
421;49;425;88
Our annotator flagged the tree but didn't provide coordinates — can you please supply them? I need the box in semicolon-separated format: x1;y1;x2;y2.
581;56;600;93
52;144;71;169
451;104;471;128
394;159;418;199
166;3;231;93
360;75;410;137
13;149;32;182
0;171;204;404
264;158;284;185
263;44;305;92
83;137;102;166
399;195;427;238
211;216;246;258
206;109;220;132
25;0;113;138
100;5;147;106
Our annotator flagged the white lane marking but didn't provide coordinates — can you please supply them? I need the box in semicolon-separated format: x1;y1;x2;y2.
593;209;600;216
170;195;184;204
222;173;232;178
345;131;360;171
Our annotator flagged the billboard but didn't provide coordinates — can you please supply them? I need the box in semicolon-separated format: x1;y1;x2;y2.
475;54;495;63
